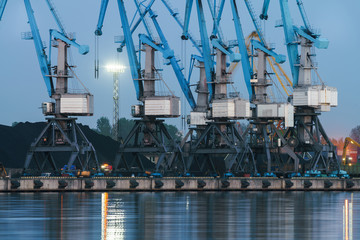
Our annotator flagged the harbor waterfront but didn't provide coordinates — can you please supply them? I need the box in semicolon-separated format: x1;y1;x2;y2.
0;191;357;240
1;177;360;192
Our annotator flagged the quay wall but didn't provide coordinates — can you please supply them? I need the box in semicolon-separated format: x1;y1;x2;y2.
1;177;360;192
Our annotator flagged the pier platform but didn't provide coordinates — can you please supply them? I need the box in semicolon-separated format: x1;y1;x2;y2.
1;177;360;192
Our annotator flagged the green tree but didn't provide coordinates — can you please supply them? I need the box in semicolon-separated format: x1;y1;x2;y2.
96;117;112;137
164;123;182;142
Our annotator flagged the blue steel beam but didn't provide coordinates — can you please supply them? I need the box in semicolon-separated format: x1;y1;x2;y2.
251;39;286;63
182;0;194;40
117;0;143;100
230;0;253;99
0;0;7;21
95;0;109;36
244;0;266;46
45;0;67;36
214;0;225;37
195;0;214;100
260;0;270;20
294;26;329;49
161;0;202;55
146;9;196;109
133;0;153;39
24;0;54;97
211;39;241;62
50;30;89;55
296;0;312;33
116;1;155;52
279;0;299;86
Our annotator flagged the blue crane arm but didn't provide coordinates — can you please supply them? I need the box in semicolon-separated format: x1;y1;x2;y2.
295;0;311;33
133;0;153;39
211;39;241;63
213;0;225;38
206;0;222;41
95;0;109;36
116;0;155;52
117;0;143;100
244;0;266;46
182;0;194;40
279;0;299;86
50;30;89;55
195;0;214;100
251;40;286;64
188;54;204;84
161;0;202;55
24;0;54;97
45;0;66;36
260;0;270;20
0;0;7;21
145;9;196;109
230;0;253;100
294;26;329;49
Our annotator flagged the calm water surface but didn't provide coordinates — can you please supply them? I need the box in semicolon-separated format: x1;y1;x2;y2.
0;191;357;240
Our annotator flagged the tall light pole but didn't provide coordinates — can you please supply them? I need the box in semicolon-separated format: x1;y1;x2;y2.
106;64;125;141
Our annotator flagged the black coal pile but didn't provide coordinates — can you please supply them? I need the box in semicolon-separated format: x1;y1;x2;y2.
0;122;118;168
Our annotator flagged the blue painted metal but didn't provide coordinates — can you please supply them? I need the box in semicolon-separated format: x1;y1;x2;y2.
115;0;154;52
117;0;143;100
50;30;89;55
294;26;329;49
206;0;222;41
260;0;270;20
146;9;196;109
230;0;253;99
279;0;299;86
187;54;204;85
296;0;312;33
24;0;54;97
0;0;7;20
45;0;67;36
182;0;194;40
161;0;202;55
211;39;241;63
251;39;286;64
195;0;214;100
215;0;225;35
133;0;153;39
95;0;109;36
244;0;266;46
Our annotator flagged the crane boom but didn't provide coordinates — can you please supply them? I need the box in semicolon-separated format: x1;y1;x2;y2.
195;0;214;99
24;0;54;97
279;0;299;86
45;0;67;36
117;0;143;100
230;0;253;99
161;0;202;55
146;8;196;109
260;0;270;20
95;0;109;36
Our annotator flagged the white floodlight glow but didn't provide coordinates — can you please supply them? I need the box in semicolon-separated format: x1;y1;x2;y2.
105;64;126;73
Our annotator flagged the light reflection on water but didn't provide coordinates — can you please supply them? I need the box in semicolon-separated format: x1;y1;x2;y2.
0;191;358;240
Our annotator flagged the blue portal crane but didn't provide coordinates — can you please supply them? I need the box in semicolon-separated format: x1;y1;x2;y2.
23;0;89;97
277;0;329;86
95;0;196;109
21;0;99;173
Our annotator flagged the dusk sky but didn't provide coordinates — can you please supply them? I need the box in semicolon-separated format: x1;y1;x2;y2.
0;0;359;139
